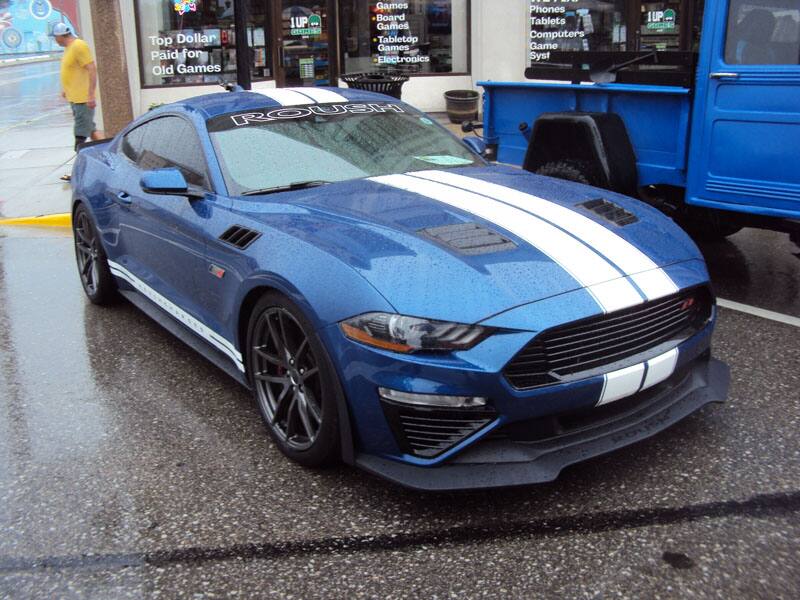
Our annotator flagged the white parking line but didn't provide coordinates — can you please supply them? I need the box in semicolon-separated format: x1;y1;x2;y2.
718;298;800;328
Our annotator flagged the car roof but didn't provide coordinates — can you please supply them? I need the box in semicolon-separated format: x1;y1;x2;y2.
174;87;404;119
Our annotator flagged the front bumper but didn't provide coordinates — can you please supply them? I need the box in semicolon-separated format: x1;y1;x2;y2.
354;355;729;491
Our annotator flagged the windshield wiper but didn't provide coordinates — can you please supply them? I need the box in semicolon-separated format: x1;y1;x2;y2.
241;180;330;196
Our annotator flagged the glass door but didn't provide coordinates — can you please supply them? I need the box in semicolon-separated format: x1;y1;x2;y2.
273;1;336;87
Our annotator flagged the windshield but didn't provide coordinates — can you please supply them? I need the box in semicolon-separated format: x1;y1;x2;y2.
207;102;482;196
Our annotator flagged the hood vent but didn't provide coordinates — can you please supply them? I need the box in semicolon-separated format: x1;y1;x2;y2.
219;225;261;249
419;222;517;256
579;199;638;226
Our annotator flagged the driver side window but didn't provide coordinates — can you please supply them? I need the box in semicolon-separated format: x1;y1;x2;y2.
121;116;211;189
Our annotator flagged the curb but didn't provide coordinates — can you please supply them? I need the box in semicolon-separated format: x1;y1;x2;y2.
0;55;57;68
0;213;71;227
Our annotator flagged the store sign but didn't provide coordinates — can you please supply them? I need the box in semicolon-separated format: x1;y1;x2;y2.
146;31;221;77
646;9;677;31
529;0;589;63
371;1;429;66
173;1;197;17
290;14;322;36
299;56;315;79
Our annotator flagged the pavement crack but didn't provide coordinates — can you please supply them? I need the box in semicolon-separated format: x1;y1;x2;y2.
1;490;798;574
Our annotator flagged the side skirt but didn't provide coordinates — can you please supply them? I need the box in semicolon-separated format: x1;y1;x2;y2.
119;289;250;388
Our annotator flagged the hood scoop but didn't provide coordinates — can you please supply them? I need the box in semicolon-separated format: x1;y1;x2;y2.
419;222;517;256
579;199;638;227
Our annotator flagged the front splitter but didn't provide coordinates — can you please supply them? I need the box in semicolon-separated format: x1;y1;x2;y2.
356;357;730;491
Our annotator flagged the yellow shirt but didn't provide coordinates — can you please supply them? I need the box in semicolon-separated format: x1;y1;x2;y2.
61;39;94;103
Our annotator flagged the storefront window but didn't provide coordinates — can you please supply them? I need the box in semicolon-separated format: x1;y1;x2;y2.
339;1;469;74
529;0;628;64
527;1;703;86
135;0;271;87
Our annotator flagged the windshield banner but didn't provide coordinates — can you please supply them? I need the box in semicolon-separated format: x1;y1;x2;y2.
207;103;407;132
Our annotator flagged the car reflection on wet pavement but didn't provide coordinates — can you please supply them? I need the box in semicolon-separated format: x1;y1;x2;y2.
0;225;798;598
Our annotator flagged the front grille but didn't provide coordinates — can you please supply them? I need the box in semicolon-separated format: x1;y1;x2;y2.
489;357;698;444
504;286;713;390
381;401;496;458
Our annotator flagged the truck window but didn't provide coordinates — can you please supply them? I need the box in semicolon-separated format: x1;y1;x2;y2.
724;1;800;65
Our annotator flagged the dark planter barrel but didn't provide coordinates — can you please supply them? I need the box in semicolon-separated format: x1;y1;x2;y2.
444;89;479;124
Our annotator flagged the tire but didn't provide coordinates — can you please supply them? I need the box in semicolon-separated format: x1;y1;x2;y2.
73;203;118;305
246;292;340;467
535;159;604;187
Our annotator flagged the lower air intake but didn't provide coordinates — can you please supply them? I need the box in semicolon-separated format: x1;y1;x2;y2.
381;401;496;458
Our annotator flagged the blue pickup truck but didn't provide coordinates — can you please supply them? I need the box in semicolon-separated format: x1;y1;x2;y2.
468;0;800;243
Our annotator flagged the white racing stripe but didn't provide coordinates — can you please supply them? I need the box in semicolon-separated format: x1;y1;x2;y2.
411;170;679;301
108;260;245;372
292;87;348;103
598;347;680;406
252;88;318;106
252;87;348;106
371;174;643;313
642;347;679;389
598;363;646;406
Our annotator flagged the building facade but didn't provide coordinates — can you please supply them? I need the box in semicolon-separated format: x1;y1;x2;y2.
93;1;708;125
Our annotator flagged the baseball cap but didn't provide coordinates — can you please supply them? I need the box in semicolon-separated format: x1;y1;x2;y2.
51;23;72;37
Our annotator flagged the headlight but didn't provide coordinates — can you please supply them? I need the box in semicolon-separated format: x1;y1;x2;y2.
340;313;491;353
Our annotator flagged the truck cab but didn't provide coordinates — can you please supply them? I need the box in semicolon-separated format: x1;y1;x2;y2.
475;0;800;242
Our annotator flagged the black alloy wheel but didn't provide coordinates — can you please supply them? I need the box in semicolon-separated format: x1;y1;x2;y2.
247;293;339;466
73;204;117;305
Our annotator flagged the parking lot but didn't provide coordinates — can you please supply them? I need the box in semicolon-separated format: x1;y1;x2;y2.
0;221;798;598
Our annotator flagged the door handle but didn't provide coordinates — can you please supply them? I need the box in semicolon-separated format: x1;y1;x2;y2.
710;72;740;79
116;191;132;204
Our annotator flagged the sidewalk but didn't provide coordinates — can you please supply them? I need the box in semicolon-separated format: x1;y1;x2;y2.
0;108;74;219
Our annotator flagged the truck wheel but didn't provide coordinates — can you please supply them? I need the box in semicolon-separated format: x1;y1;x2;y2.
535;160;604;187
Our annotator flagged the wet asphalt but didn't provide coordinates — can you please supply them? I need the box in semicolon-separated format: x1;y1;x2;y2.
1;64;800;598
1;223;799;599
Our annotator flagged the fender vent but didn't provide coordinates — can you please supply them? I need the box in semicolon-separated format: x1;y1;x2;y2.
579;199;638;226
219;225;261;249
419;222;517;255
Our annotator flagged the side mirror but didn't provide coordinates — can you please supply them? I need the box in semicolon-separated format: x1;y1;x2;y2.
463;136;489;158
141;168;202;198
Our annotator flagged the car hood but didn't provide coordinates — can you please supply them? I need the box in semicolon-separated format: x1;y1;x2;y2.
238;165;704;325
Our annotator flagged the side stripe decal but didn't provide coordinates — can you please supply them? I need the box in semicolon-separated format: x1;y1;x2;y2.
597;347;679;406
410;170;679;301
107;260;245;372
252;87;348;106
370;173;643;313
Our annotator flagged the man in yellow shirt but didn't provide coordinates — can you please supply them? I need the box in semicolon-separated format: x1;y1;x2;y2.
52;23;102;160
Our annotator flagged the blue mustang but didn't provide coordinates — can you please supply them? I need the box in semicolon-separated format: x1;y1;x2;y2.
71;87;729;490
